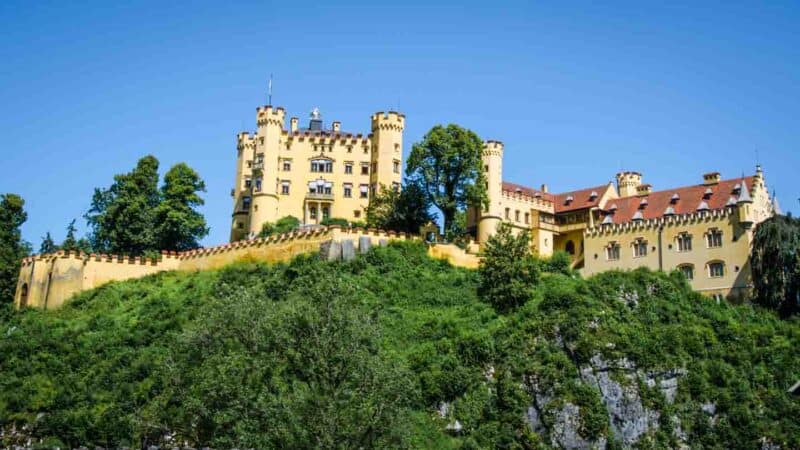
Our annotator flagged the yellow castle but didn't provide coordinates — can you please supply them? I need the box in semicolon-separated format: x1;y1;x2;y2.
230;106;404;241
467;140;778;301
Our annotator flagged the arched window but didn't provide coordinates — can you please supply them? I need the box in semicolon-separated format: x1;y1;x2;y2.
707;261;725;278
678;264;694;281
19;283;28;308
565;240;575;255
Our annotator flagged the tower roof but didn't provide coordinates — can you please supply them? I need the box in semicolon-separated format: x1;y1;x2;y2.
737;179;752;203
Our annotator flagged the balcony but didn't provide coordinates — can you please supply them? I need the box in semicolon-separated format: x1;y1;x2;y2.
306;191;334;201
252;162;264;170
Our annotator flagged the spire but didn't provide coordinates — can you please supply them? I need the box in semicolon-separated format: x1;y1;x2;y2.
737;178;752;204
772;190;782;215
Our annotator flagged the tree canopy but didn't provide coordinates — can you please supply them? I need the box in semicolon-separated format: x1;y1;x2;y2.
154;163;209;251
406;124;487;235
60;219;91;254
0;194;30;304
38;232;57;254
478;223;539;312
751;214;800;317
259;216;300;238
85;156;207;256
365;181;435;234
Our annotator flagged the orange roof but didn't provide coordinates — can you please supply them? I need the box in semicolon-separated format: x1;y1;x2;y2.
553;184;611;213
602;176;752;224
502;182;555;202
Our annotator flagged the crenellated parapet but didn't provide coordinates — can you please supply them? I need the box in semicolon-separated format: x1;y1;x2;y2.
15;226;413;309
283;130;372;146
256;105;286;128
500;189;555;211
585;207;734;238
482;140;504;157
371;111;405;132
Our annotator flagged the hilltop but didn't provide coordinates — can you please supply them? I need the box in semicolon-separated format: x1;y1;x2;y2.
0;241;798;449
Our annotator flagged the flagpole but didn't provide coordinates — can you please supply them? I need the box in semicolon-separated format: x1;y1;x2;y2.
268;74;273;106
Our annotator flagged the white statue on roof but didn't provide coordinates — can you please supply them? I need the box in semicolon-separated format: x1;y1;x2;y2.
310;107;321;120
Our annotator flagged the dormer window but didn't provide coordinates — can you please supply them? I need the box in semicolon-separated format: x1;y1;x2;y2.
589;191;598;201
608;203;618;212
565;195;574;204
671;193;680;203
703;187;713;198
640;198;648;208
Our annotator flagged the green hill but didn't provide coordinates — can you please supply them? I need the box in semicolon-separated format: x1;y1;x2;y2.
1;242;798;449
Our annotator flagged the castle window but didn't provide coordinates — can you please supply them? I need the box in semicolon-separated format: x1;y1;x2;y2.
371;183;377;196
677;232;692;252
363;146;369;154
525;212;530;224
605;242;620;261
244;177;252;189
633;238;647;258
311;160;333;173
242;196;251;210
347;146;352;153
394;143;400;152
708;261;725;278
565;240;575;255
254;178;262;192
393;160;400;173
354;210;361;218
283;161;291;171
392;182;400;192
281;181;290;195
322;206;330;220
237;221;244;229
361;163;369;175
706;228;723;248
372;162;377;173
515;210;520;222
505;208;510;219
679;264;694;280
343;183;352;198
359;184;369;198
255;153;264;164
310;206;317;220
485;165;489;173
345;162;353;174
19;283;28;308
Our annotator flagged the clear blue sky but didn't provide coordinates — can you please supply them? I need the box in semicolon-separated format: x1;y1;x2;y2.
2;1;798;247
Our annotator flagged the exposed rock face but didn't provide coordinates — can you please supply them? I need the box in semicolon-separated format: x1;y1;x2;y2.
523;354;687;449
549;402;608;450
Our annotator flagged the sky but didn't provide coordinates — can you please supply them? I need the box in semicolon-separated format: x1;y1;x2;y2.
1;0;798;248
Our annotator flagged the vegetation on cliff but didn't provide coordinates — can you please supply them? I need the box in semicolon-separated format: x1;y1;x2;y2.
0;241;798;448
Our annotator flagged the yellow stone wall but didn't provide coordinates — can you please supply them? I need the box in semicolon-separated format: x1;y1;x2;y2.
14;227;411;310
230;107;403;241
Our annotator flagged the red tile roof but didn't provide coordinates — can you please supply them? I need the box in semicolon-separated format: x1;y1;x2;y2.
502;182;555;202
602;176;752;224
554;184;612;213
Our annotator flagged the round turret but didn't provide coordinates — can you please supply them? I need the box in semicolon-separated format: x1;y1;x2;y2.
371;111;405;132
616;171;643;197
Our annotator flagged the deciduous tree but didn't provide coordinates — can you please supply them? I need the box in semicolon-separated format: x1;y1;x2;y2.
478;223;539;311
365;181;435;234
406;124;487;235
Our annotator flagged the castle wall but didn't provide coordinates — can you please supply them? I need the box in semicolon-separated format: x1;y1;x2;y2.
582;210;755;299
15;227;412;310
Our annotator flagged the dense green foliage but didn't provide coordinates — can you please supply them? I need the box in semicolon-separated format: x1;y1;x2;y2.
1;243;798;448
153;163;209;251
478;223;540;312
751;214;800;317
86;156;207;256
0;193;30;305
259;215;301;238
406;124;487;235
366;181;436;234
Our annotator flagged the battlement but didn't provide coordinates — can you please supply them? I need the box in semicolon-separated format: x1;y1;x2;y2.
15;226;413;309
371;111;405;132
236;132;254;151
283;130;372;145
500;189;554;211
483;140;504;157
256;105;286;128
586;207;733;237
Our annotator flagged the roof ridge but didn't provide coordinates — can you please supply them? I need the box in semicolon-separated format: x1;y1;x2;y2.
613;175;753;200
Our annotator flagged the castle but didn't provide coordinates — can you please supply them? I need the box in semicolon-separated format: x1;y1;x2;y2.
12;101;781;309
468;141;778;300
230;106;403;241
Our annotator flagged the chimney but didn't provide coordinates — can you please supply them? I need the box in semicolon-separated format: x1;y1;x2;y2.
290;117;298;133
703;172;721;185
540;184;548;193
332;121;341;132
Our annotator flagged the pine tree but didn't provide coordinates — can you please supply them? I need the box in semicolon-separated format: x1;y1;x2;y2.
39;232;57;254
0;194;31;304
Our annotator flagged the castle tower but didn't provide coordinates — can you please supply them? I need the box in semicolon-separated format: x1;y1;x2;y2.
370;111;405;191
616;171;642;197
230;131;255;241
248;105;285;236
477;140;504;244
